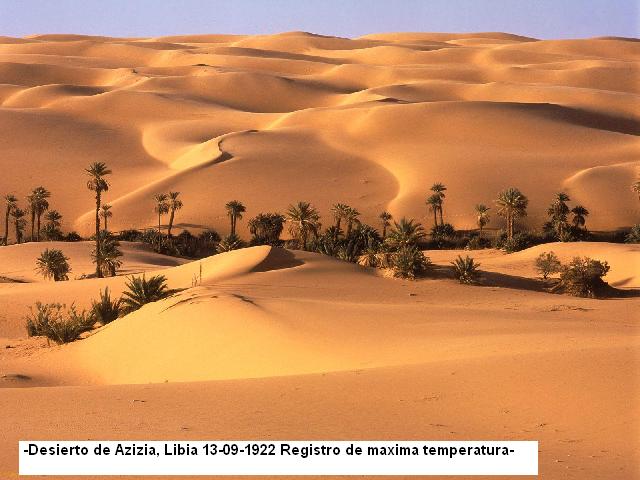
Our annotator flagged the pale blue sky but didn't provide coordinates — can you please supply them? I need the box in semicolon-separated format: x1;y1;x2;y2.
1;0;637;39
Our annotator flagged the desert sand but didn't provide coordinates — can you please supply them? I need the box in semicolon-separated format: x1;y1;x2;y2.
0;32;638;235
0;31;639;480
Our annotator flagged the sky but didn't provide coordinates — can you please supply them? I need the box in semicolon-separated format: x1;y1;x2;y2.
0;0;638;39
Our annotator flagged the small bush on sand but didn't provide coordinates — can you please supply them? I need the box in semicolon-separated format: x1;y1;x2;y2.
35;248;71;281
26;302;95;344
451;255;481;284
392;246;430;279
121;274;176;314
535;251;562;280
90;287;121;325
216;233;245;253
554;257;610;298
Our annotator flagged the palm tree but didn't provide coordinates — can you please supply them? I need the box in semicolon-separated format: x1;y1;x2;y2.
100;204;112;231
86;162;111;277
475;204;491;238
91;230;123;277
11;208;26;244
430;183;447;226
36;248;71;281
33;187;51;241
166;192;183;237
43;210;63;240
344;207;360;237
153;193;169;237
495;187;529;240
632;177;640;201
3;194;18;245
286;201;321;250
248;213;285;245
225;200;246;236
385;218;425;249
426;194;441;227
571;205;589;229
120;274;175;314
379;211;392;238
547;192;571;238
331;203;350;235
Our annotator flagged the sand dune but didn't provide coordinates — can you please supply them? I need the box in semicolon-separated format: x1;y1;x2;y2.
1;31;639;479
1;243;638;479
0;32;637;238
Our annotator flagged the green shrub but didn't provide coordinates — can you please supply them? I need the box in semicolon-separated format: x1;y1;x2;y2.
556;257;610;298
392;246;430;279
499;232;543;253
64;231;83;242
90;287;121;325
451;255;481;284
216;234;245;253
35;248;71;281
121;274;176;314
535;251;562;280
26;302;95;344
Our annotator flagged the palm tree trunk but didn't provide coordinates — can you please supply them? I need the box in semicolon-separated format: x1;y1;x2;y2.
382;224;387;238
104;217;108;231
30;211;35;242
479;224;483;239
168;209;175;237
432;210;437;228
15;220;20;244
230;215;235;236
439;206;444;226
36;213;42;241
302;230;308;250
508;213;513;240
3;208;9;245
95;190;102;278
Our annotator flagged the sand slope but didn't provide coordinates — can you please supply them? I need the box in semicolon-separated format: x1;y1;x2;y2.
0;244;638;480
0;32;638;239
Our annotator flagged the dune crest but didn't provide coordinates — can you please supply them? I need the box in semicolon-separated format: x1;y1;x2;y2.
0;32;637;238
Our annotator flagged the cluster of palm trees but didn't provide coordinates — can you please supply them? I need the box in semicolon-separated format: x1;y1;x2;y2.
153;192;183;238
2;187;65;245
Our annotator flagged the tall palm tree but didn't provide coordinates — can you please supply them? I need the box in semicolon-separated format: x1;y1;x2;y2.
379;211;392;238
632;177;640;201
571;205;589;229
91;230;123;277
86;162;111;277
225;200;246;236
426;194;441;227
344;207;360;237
286;201;321;250
385;218;425;249
43;210;63;240
166;192;183;237
100;204;112;231
33;187;51;241
11;207;26;244
331;203;350;234
3;194;17;245
430;183;447;226
495;187;528;240
154;193;169;237
475;204;490;238
547;192;571;238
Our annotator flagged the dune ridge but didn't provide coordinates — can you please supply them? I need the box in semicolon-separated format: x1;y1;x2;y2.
0;32;638;238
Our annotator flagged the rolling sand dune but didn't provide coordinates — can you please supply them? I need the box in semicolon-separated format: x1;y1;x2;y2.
0;31;639;480
0;244;639;479
0;32;638;237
